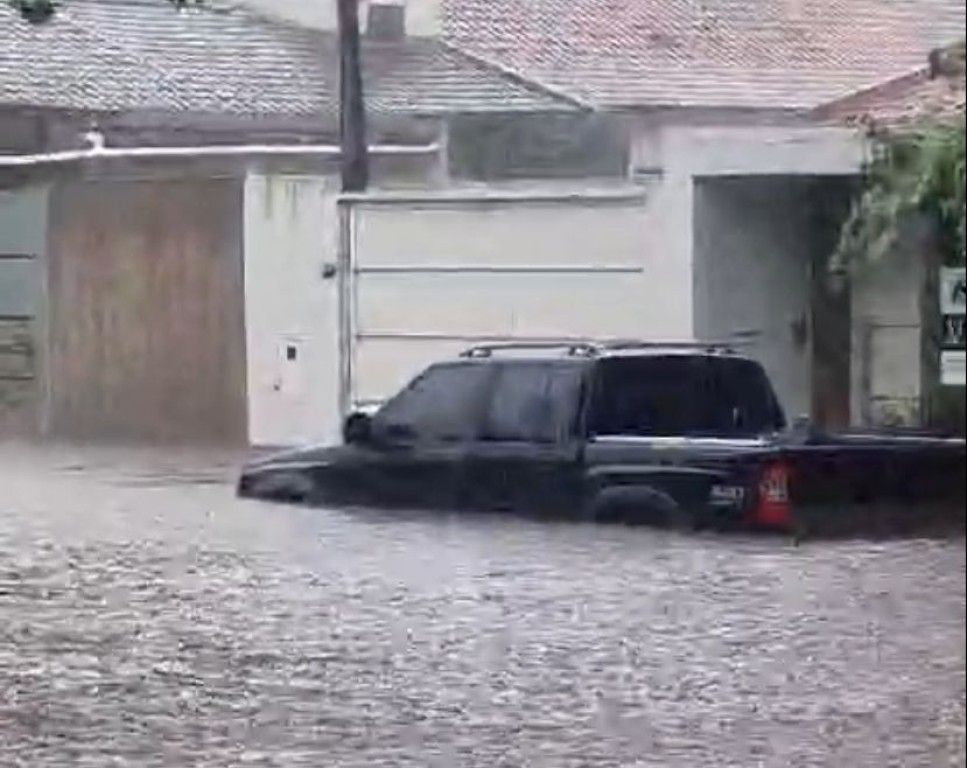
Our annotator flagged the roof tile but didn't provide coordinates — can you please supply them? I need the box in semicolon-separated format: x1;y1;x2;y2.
816;41;966;127
444;0;967;109
1;0;573;116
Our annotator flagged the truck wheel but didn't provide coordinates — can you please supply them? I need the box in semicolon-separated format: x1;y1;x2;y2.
585;487;693;529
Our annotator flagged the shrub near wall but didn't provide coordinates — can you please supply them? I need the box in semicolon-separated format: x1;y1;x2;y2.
835;119;966;433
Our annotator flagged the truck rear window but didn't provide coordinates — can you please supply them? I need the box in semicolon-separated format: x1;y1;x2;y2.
589;355;785;438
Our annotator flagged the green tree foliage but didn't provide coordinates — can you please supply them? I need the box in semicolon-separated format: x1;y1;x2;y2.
835;39;966;273
834;120;966;273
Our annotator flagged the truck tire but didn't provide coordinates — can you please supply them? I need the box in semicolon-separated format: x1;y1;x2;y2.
585;486;695;529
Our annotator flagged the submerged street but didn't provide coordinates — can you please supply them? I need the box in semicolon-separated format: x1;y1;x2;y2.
1;445;965;767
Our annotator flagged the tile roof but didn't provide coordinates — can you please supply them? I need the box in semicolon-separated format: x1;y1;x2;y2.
0;0;573;116
444;0;967;110
815;40;966;127
816;69;966;129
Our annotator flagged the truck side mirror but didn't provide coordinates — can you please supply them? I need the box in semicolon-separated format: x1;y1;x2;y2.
343;412;372;445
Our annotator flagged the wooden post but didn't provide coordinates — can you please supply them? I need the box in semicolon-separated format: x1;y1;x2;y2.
337;0;369;192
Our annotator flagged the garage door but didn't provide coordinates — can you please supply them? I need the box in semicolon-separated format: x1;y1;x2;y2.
344;191;673;411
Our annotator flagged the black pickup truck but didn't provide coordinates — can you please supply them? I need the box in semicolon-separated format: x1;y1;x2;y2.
238;342;965;537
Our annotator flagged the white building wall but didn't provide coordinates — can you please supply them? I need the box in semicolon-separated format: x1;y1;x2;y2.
850;249;925;426
635;124;864;298
239;0;441;36
243;174;342;446
632;123;865;420
661;125;865;177
242;124;868;445
243;179;684;446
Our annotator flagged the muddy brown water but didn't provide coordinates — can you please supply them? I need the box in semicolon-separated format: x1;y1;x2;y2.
1;445;965;767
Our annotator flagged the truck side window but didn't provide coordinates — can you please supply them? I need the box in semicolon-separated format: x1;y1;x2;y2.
589;356;785;437
481;362;584;443
373;363;492;442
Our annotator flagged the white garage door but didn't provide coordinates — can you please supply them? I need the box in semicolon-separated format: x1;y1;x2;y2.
343;190;682;411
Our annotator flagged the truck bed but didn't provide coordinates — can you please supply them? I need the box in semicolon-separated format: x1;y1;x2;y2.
583;430;965;537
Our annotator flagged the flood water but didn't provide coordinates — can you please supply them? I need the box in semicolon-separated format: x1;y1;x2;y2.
1;444;965;767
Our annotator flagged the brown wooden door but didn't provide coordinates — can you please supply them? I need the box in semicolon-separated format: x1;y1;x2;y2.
47;178;247;444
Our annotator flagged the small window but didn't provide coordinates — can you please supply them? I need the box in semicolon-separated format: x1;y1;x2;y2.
374;362;492;442
481;362;584;443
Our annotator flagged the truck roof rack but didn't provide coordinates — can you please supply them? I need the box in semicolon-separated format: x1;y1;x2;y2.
600;339;738;354
458;339;740;359
459;341;599;359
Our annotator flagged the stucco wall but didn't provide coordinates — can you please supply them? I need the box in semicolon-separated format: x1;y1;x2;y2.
629;123;864;343
243;178;676;446
242;123;865;445
634;123;864;419
240;0;441;36
243;174;343;446
850;247;925;427
243;150;445;447
659;125;865;177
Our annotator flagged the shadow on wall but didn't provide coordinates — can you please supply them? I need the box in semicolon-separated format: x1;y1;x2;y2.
692;174;855;428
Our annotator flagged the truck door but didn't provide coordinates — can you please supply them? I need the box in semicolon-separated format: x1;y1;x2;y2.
464;360;586;515
365;361;492;507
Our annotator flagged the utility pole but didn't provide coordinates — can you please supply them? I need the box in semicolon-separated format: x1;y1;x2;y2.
337;0;369;192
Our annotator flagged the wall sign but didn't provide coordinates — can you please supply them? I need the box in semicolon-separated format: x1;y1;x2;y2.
940;266;966;386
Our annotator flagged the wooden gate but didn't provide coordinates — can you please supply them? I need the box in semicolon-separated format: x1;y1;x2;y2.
47;178;247;443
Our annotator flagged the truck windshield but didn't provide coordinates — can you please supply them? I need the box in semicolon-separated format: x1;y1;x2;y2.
589;355;785;438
